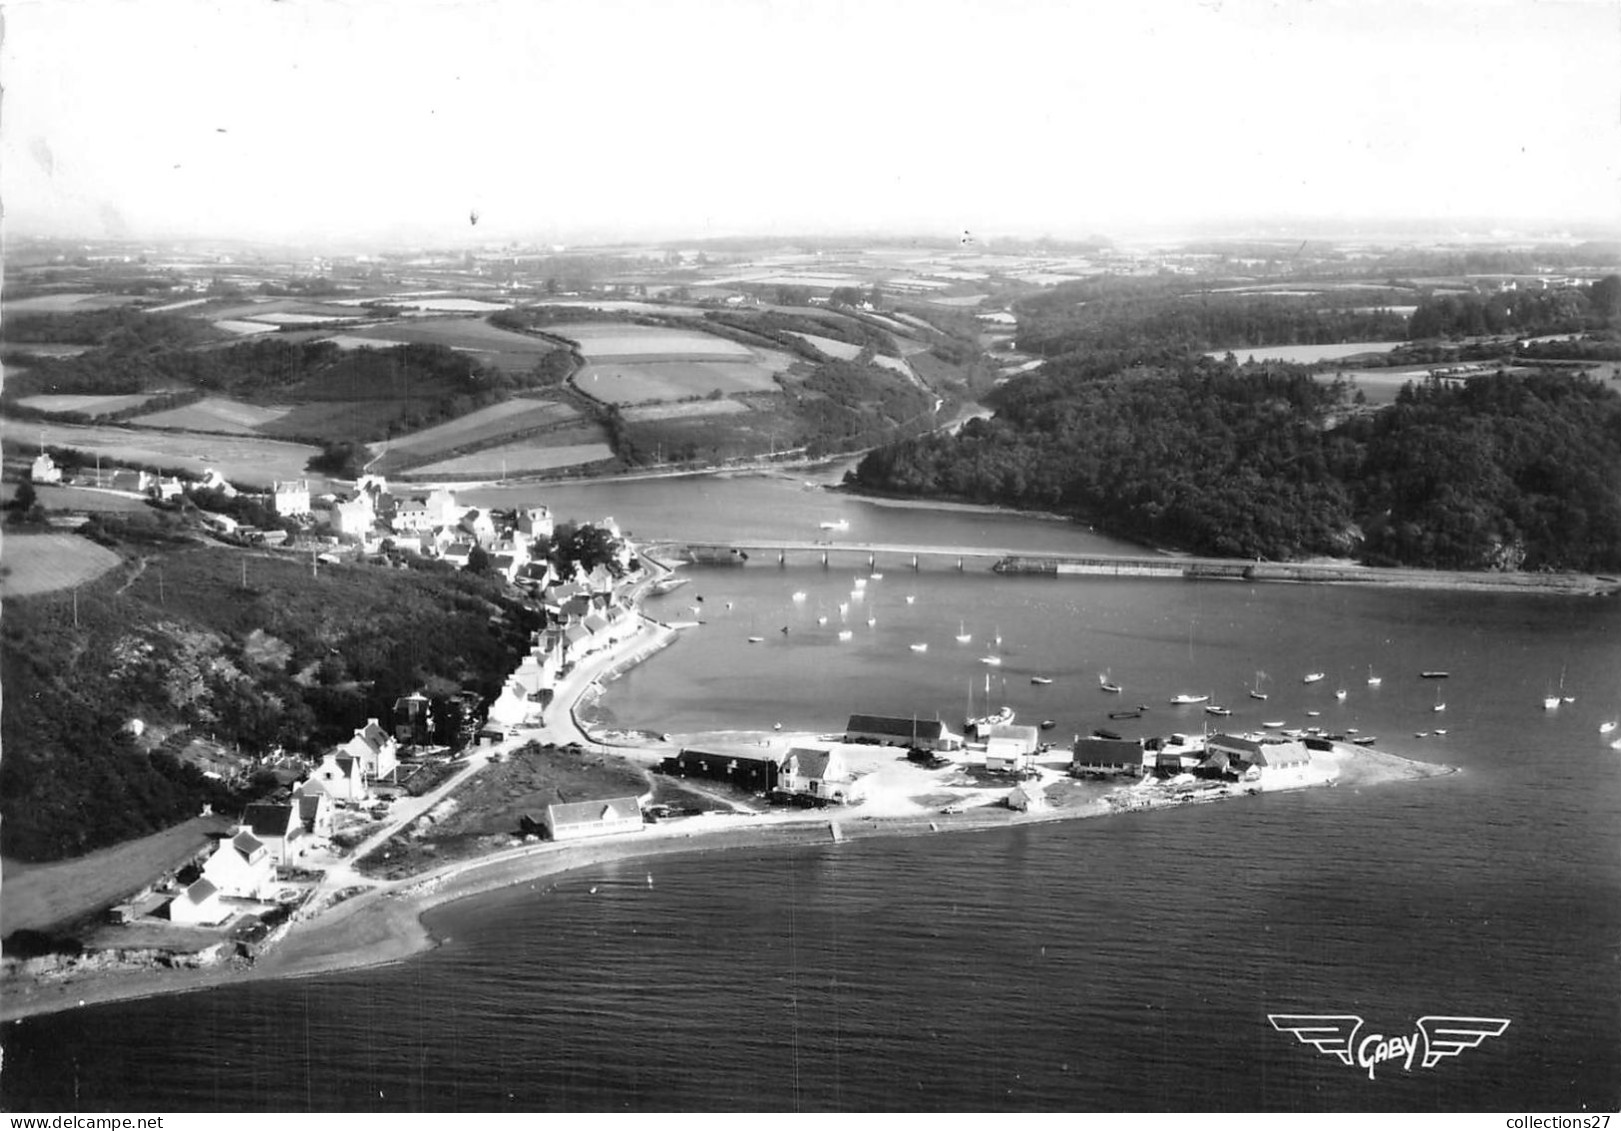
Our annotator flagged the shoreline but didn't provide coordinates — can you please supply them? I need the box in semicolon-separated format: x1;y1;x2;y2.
0;732;1453;1023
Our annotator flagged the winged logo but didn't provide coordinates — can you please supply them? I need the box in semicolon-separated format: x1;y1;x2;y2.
1416;1016;1511;1068
1268;1014;1364;1066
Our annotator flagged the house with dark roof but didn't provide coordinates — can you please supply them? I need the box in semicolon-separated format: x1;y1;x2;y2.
844;714;962;752
308;752;366;803
779;747;856;803
296;781;334;839
1071;736;1147;776
202;830;275;900
542;797;644;841
340;718;398;780
241;803;302;864
1207;734;1311;781
666;747;781;793
169;877;229;926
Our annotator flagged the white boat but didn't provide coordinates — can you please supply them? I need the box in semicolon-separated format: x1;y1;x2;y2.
1170;693;1209;705
1262;720;1286;728
1303;672;1325;684
1204;703;1231;717
1433;687;1446;713
1249;671;1268;700
1611;737;1621;751
1433;728;1448;735
1542;692;1561;710
819;519;848;531
905;595;916;604
910;642;928;653
816;615;828;625
870;572;884;580
1099;671;1122;694
791;591;807;602
980;656;1002;667
853;577;867;589
1600;720;1618;735
747;636;764;644
1030;676;1053;686
838;602;849;616
837;629;853;641
1335;688;1348;701
1367;665;1382;687
866;615;876;627
1305;709;1321;717
955;621;972;644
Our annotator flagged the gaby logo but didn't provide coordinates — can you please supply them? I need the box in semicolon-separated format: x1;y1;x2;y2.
1268;1014;1511;1080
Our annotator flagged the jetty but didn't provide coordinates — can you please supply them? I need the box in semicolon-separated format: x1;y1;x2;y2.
647;541;1620;596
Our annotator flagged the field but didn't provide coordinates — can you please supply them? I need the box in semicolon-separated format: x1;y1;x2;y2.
128;397;292;433
336;317;562;372
546;322;756;360
575;359;786;405
254;400;411;444
1;293;145;314
213;319;277;335
372;398;581;471
0;815;232;934
790;332;864;360
204;298;369;323
406;431;617;477
0;532;124;598
15;393;158;417
622;399;750;422
22;484;163;513
0;419;321;487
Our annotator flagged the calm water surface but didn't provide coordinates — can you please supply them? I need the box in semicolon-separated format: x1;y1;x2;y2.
4;476;1618;1112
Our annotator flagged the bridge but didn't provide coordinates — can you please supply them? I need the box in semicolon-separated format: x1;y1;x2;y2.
643;541;1621;595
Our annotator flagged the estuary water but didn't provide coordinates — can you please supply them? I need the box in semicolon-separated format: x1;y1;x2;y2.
3;472;1619;1112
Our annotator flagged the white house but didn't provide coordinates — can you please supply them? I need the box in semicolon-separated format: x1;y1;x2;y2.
542;797;644;841
241;802;302;865
202;830;276;900
29;452;62;484
1005;780;1047;812
392;497;434;532
169;877;230;926
985;723;1041;774
307;753;366;803
329;498;374;540
198;469;237;497
340;718;399;781
779;747;856;803
424;488;460;528
517;506;554;539
296;778;339;834
273;480;311;517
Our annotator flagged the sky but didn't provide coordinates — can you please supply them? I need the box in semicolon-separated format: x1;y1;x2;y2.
4;0;1619;247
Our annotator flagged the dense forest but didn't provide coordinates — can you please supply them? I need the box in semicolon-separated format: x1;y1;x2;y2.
0;525;542;862
1407;276;1621;339
850;362;1621;571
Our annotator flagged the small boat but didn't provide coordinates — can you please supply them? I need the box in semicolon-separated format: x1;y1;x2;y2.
817;615;828;625
905;595;916;604
1367;665;1382;687
866;615;876;627
1433;687;1446;713
1433;728;1448;735
853;577;867;589
1335;688;1348;701
819;519;848;531
1249;671;1268;700
980;656;1002;667
1030;676;1053;686
1352;735;1377;746
791;591;807;602
1170;693;1209;705
747;636;764;644
1611;736;1621;751
838;602;849;616
781;625;790;634
1414;731;1429;738
1204;704;1231;717
1109;709;1143;720
1092;728;1123;741
870;572;883;580
910;642;928;652
1421;671;1450;679
1040;719;1056;730
1099;672;1122;694
955;621;972;644
1262;720;1286;728
1305;709;1321;717
1601;720;1618;735
1542;692;1561;710
1302;672;1325;684
837;629;853;641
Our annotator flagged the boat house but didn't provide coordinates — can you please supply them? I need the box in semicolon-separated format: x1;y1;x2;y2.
1207;733;1312;781
984;723;1040;773
779;747;856;804
843;714;962;752
1072;736;1147;776
664;747;781;793
542;797;645;841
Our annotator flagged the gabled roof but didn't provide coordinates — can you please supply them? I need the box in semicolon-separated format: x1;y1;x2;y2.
987;723;1040;745
547;797;641;827
229;830;265;857
845;714;945;740
242;803;298;839
783;747;836;779
181;877;219;904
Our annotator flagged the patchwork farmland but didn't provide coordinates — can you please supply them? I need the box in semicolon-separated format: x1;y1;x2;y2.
15;393;160;417
332;317;563;372
0;418;320;488
575;359;787;406
371;398;582;474
405;433;617;478
545;322;756;361
128;397;292;434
